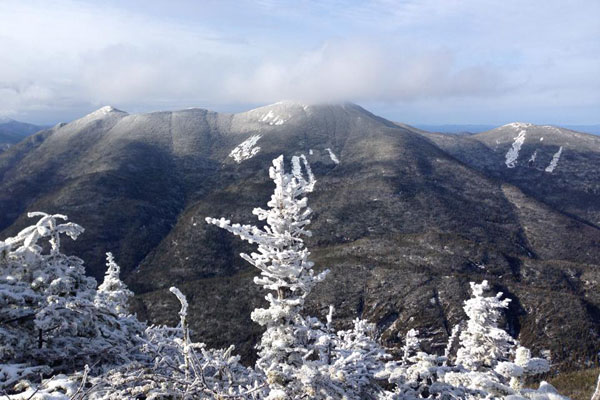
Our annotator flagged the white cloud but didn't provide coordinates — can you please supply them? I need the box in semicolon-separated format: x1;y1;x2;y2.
223;41;505;103
0;0;598;124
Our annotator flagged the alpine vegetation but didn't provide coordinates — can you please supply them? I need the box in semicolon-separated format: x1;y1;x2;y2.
0;156;577;399
0;213;144;391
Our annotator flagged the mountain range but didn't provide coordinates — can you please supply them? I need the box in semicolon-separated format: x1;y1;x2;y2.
0;118;47;152
1;102;599;370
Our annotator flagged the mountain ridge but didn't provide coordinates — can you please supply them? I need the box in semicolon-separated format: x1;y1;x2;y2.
0;118;48;152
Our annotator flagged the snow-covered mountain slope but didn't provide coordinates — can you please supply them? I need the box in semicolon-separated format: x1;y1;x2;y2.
1;104;599;370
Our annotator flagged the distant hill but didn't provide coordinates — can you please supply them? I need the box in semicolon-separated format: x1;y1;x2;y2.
412;123;600;135
411;124;495;134
0;118;47;152
1;103;599;370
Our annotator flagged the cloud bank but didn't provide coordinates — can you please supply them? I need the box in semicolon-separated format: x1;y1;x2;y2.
0;0;598;124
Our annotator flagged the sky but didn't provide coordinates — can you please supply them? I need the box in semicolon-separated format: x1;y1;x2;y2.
0;0;598;125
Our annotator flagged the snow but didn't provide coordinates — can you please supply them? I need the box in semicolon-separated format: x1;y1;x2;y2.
544;146;563;173
325;148;340;164
528;150;538;163
259;110;287;125
503;122;532;130
505;130;527;168
72;105;126;126
229;134;262;163
96;106;117;114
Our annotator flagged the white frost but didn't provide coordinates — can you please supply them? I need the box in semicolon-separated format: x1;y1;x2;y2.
505;130;527;168
528;150;538;163
229;134;262;163
544;146;563;173
503;122;532;130
325;148;340;164
260;110;287;126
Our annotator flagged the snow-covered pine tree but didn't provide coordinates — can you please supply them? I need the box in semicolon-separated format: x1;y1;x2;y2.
207;154;332;397
95;252;133;316
84;287;264;399
0;213;143;392
207;155;394;399
442;280;553;397
455;280;515;371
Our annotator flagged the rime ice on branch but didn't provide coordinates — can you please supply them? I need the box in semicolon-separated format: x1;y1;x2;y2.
95;252;133;316
206;155;329;386
0;213;143;392
207;154;324;307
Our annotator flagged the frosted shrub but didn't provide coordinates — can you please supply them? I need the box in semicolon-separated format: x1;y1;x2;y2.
0;213;143;392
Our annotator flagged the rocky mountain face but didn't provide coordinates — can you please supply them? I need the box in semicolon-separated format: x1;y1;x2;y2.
1;103;599;370
0;118;46;152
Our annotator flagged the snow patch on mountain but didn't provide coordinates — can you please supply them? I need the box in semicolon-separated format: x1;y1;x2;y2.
325;148;340;164
229;134;261;163
545;146;563;173
73;106;127;127
529;150;538;163
259;110;287;125
505;130;527;168
503;122;532;130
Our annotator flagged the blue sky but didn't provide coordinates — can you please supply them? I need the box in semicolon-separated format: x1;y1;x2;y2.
0;0;598;125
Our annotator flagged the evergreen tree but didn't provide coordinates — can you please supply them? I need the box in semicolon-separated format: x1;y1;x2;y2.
95;252;133;316
455;280;515;371
0;213;143;392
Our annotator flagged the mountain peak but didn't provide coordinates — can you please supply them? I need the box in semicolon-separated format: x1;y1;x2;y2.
69;106;128;126
500;122;533;130
91;105;126;115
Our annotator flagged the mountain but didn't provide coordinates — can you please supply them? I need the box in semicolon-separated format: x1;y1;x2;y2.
1;103;599;370
416;122;600;228
411;124;496;134
410;123;600;135
0;118;47;152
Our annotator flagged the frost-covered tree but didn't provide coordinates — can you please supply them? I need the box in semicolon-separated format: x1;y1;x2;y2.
455;280;516;371
0;213;143;392
78;287;265;399
95;252;133;316
440;281;551;397
207;155;392;399
206;155;327;389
